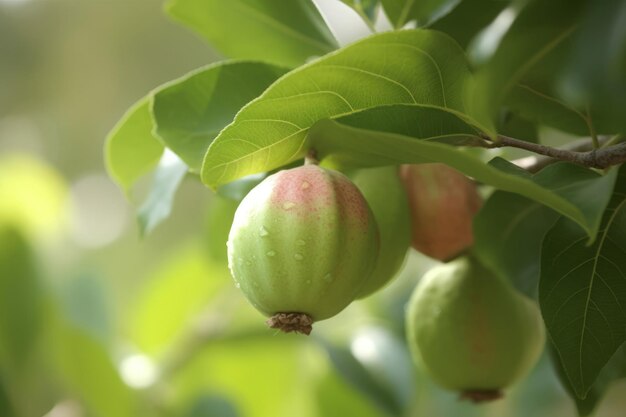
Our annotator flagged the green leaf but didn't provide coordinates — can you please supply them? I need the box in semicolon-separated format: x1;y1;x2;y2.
130;242;229;355
381;0;461;28
560;0;626;135
170;338;313;417
540;166;626;398
474;191;559;297
205;195;239;264
104;98;164;192
505;83;591;137
467;0;584;130
551;343;626;416
317;338;401;416
202;29;485;188
315;372;382;417
497;109;539;143
340;0;379;21
0;227;42;372
49;312;136;417
166;0;337;67
152;61;289;172
137;151;188;236
184;395;240;417
306;106;616;240
429;0;506;49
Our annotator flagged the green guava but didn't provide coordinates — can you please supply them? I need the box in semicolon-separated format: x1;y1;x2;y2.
406;256;545;402
399;163;482;262
227;164;379;334
351;166;411;297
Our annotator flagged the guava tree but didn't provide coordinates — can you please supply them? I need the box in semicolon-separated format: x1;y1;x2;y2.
105;0;626;415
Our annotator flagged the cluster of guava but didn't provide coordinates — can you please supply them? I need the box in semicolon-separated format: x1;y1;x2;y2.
226;155;545;401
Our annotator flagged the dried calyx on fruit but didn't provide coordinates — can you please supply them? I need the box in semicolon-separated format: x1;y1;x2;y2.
406;255;545;402
351;166;411;298
400;163;482;262
227;156;379;335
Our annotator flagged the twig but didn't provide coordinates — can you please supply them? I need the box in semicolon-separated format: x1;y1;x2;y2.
483;134;626;170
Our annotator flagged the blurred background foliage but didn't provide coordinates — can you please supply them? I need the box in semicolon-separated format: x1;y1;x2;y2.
0;1;625;417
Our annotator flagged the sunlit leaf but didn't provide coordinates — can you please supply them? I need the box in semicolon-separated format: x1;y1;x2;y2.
152;61;289;172
474;191;559;297
315;372;383;417
202;29;487;188
381;0;461;28
104;98;164;192
306;109;616;240
166;0;337;67
137;151;188;236
540;166;626;398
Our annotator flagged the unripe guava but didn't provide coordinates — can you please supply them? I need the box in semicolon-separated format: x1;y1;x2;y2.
351;166;411;297
399;164;482;261
227;164;379;334
406;256;545;402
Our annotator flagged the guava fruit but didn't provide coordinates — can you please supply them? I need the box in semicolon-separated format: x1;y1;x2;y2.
399;164;482;261
227;163;379;334
351;166;411;297
406;256;545;402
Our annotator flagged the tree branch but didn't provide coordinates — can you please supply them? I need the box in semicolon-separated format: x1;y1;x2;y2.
482;134;626;170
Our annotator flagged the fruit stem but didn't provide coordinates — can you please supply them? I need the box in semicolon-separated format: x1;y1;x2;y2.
304;149;319;166
459;389;503;403
266;312;314;335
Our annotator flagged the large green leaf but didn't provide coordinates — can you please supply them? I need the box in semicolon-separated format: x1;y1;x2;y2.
551;343;626;416
0;227;42;372
306;106;616;240
505;83;591;137
540;166;626;398
166;0;337;67
560;0;626;135
473;191;559;297
202;29;485;188
152;61;289;172
429;0;505;49
467;0;584;130
104;98;164;192
381;0;461;28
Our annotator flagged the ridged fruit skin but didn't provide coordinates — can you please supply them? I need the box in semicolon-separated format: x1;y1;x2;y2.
399;163;482;261
406;256;545;394
227;164;379;321
351;166;411;297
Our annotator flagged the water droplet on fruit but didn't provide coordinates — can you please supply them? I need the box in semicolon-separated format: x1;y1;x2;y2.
294;253;304;261
259;226;269;237
283;201;296;210
301;181;310;190
235;283;241;289
323;273;333;282
296;239;306;246
266;250;276;257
